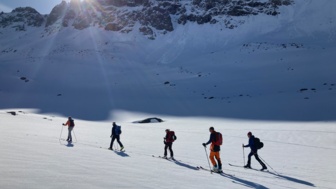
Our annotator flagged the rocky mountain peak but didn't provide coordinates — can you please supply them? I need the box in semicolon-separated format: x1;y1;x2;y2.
0;0;294;38
0;7;44;30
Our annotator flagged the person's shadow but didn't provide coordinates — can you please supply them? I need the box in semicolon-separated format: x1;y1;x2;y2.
171;160;199;170
217;172;269;189
268;172;315;187
114;151;129;157
66;141;74;147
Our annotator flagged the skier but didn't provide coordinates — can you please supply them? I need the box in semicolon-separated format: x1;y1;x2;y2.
163;129;176;159
109;122;124;151
242;131;267;171
202;127;222;172
62;117;75;142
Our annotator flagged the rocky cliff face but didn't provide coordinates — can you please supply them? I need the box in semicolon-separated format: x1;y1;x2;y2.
0;7;45;31
0;0;293;38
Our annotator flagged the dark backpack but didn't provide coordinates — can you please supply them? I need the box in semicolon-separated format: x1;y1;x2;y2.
254;137;264;149
69;119;75;127
115;125;122;135
213;132;223;146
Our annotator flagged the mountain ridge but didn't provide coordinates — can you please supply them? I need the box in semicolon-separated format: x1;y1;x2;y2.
1;0;294;39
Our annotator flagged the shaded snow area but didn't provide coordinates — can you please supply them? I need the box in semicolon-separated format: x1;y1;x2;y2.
0;110;336;189
1;0;336;188
0;0;335;121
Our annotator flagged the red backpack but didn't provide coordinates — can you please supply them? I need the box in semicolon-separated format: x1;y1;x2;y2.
166;131;177;142
213;132;222;146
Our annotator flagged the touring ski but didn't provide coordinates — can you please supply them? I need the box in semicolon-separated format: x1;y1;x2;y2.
152;155;177;161
228;163;269;172
197;166;234;176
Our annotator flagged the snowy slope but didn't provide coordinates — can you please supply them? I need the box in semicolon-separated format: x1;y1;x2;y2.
0;1;336;188
0;0;335;121
0;1;336;120
1;110;336;189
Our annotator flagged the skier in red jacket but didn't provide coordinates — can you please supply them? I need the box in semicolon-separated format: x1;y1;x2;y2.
62;117;75;142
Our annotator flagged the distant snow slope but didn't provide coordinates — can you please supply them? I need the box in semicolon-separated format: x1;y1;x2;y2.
0;0;335;121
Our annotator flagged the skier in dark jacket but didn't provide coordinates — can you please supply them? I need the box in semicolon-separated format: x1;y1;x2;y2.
163;129;176;159
243;132;267;171
109;122;124;151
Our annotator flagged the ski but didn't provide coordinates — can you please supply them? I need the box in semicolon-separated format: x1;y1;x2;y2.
152;155;176;161
108;148;125;152
197;166;234;176
228;163;269;172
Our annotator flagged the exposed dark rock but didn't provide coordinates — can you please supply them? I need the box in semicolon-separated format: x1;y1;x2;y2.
7;111;17;116
73;13;92;30
0;7;44;28
135;117;164;123
46;1;67;27
62;10;76;27
139;6;173;31
139;26;155;39
105;23;124;31
104;0;149;7
300;88;308;92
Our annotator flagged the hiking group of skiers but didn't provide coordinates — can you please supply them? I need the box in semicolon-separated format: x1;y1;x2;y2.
62;117;267;173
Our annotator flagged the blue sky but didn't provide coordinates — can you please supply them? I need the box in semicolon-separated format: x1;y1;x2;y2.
0;0;69;14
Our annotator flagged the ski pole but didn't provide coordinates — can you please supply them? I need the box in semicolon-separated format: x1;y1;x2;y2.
258;155;279;175
73;129;77;143
59;124;64;142
242;144;245;166
203;146;212;174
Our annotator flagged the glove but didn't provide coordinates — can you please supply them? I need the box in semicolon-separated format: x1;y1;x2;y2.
62;123;65;126
202;143;206;147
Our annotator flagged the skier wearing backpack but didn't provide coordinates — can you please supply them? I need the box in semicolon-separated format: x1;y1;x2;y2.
62;117;75;142
202;127;222;172
242;132;267;171
163;129;176;159
109;122;124;151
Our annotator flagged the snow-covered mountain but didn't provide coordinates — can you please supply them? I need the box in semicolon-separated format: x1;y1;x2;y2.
1;0;294;39
0;0;335;121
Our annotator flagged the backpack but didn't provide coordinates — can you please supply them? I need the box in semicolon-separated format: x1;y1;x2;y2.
254;137;264;149
69;119;75;127
115;125;122;135
213;132;223;146
167;131;177;142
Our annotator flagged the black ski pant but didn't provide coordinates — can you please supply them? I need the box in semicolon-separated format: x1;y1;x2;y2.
164;142;173;157
247;151;266;168
110;135;123;148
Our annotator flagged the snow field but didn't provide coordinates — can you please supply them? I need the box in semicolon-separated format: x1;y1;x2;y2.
1;110;336;189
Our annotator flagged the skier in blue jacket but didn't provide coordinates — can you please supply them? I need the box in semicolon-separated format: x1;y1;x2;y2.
109;122;124;151
242;132;267;171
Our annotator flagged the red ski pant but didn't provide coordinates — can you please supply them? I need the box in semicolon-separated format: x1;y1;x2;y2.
209;151;221;167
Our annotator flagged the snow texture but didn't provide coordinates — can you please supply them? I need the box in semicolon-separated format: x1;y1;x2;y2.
0;0;336;188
